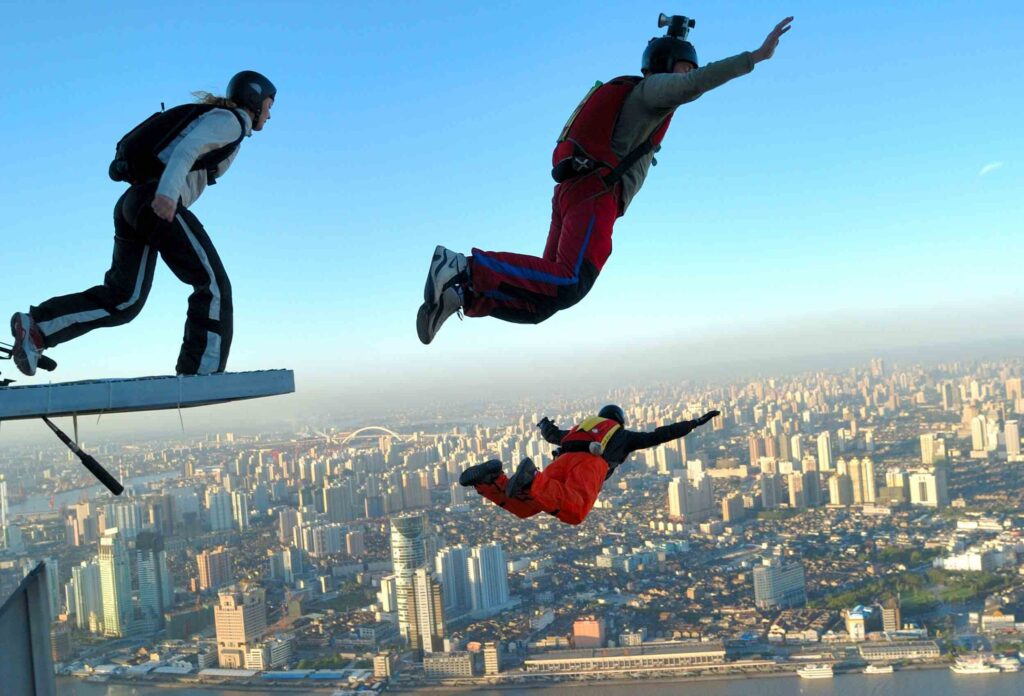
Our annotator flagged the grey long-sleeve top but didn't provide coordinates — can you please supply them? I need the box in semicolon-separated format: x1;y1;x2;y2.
611;51;755;212
156;108;252;209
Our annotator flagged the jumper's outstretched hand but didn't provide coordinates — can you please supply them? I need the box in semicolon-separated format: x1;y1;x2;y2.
151;194;177;223
694;410;721;427
537;417;559;439
752;16;793;63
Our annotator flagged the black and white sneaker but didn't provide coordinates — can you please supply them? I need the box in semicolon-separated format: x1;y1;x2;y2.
10;312;45;377
459;459;503;487
417;286;463;345
423;245;468;306
506;457;537;499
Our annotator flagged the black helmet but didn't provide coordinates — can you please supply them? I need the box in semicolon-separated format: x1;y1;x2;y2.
227;70;277;121
598;404;626;426
642;36;698;74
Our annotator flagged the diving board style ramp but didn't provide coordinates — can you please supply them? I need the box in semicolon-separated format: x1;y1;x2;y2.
0;369;295;421
0;370;294;495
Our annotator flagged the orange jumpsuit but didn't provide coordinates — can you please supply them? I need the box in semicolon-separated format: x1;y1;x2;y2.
474;451;609;526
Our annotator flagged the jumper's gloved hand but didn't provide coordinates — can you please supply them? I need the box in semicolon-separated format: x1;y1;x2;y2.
537;417;559;439
694;410;721;427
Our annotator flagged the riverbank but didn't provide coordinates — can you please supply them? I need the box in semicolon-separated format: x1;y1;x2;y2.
387;660;953;694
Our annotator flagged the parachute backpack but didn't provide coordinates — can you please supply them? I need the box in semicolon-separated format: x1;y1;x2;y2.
558;416;623;457
109;103;246;185
551;77;672;186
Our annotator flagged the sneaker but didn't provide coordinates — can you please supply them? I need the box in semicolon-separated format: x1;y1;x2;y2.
416;286;463;345
506;457;537;499
459;459;503;487
423;245;468;306
10;312;45;377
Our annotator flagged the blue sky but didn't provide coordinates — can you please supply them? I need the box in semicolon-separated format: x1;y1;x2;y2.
1;1;1022;414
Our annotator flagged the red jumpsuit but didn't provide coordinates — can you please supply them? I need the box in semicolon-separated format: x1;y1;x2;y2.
462;173;620;324
474;451;609;526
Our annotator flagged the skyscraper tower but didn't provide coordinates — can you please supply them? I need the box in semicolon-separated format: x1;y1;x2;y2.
816;432;833;472
435;545;472;615
98;528;131;637
1006;420;1021;457
70;560;103;633
136;530;173;629
390;513;429;644
407;567;445;654
468;543;510;613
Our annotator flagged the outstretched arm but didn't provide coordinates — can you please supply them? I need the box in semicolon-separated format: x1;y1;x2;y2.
637;16;794;110
537;417;569;445
622;410;720;453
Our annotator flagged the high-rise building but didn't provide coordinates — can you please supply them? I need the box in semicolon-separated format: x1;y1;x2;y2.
324;480;357;523
406;568;445;654
435;545;472;615
722;492;745;523
940;382;955;410
390;513;429;644
790;435;803;462
760;473;782;509
752;557;806;609
136;530;173;629
214;585;267;668
231;491;250;531
1007;377;1023;401
909;468;949;509
859;457;876;503
971;415;988;451
98;528;131;637
816;432;833;472
920;433;935;465
197;547;234;592
70;560;103;633
468;543;510;614
276;508;298;544
1005;420;1021;456
667;466;713;522
205;488;232;532
828;474;854;506
787;472;806;509
483;641;501;675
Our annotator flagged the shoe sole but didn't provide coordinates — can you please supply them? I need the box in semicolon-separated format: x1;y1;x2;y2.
416;302;435;345
459;460;503;487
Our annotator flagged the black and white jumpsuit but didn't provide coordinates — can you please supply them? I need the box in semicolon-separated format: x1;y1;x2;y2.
28;108;251;375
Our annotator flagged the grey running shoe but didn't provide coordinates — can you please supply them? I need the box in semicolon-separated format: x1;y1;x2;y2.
417;286;463;345
10;312;45;377
423;244;468;306
506;457;537;499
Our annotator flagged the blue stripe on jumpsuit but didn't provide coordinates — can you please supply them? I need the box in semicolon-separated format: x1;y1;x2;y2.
473;215;596;286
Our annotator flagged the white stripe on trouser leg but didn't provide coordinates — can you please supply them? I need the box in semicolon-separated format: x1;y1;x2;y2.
175;214;222;373
199;332;222;374
37;246;152;337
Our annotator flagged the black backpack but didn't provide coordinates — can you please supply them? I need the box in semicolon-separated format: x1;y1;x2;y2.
108;103;246;185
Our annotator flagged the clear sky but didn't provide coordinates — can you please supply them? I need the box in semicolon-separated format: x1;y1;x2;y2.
1;1;1022;419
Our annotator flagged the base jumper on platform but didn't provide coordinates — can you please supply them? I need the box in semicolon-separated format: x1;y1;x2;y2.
460;404;720;526
417;14;793;344
8;71;276;377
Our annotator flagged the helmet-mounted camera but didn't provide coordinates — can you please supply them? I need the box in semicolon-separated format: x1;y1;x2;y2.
658;13;695;40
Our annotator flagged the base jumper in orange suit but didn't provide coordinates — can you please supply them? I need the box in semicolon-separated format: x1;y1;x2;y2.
459;406;719;526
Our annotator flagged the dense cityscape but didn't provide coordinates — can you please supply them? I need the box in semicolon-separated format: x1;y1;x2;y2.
1;356;1023;693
